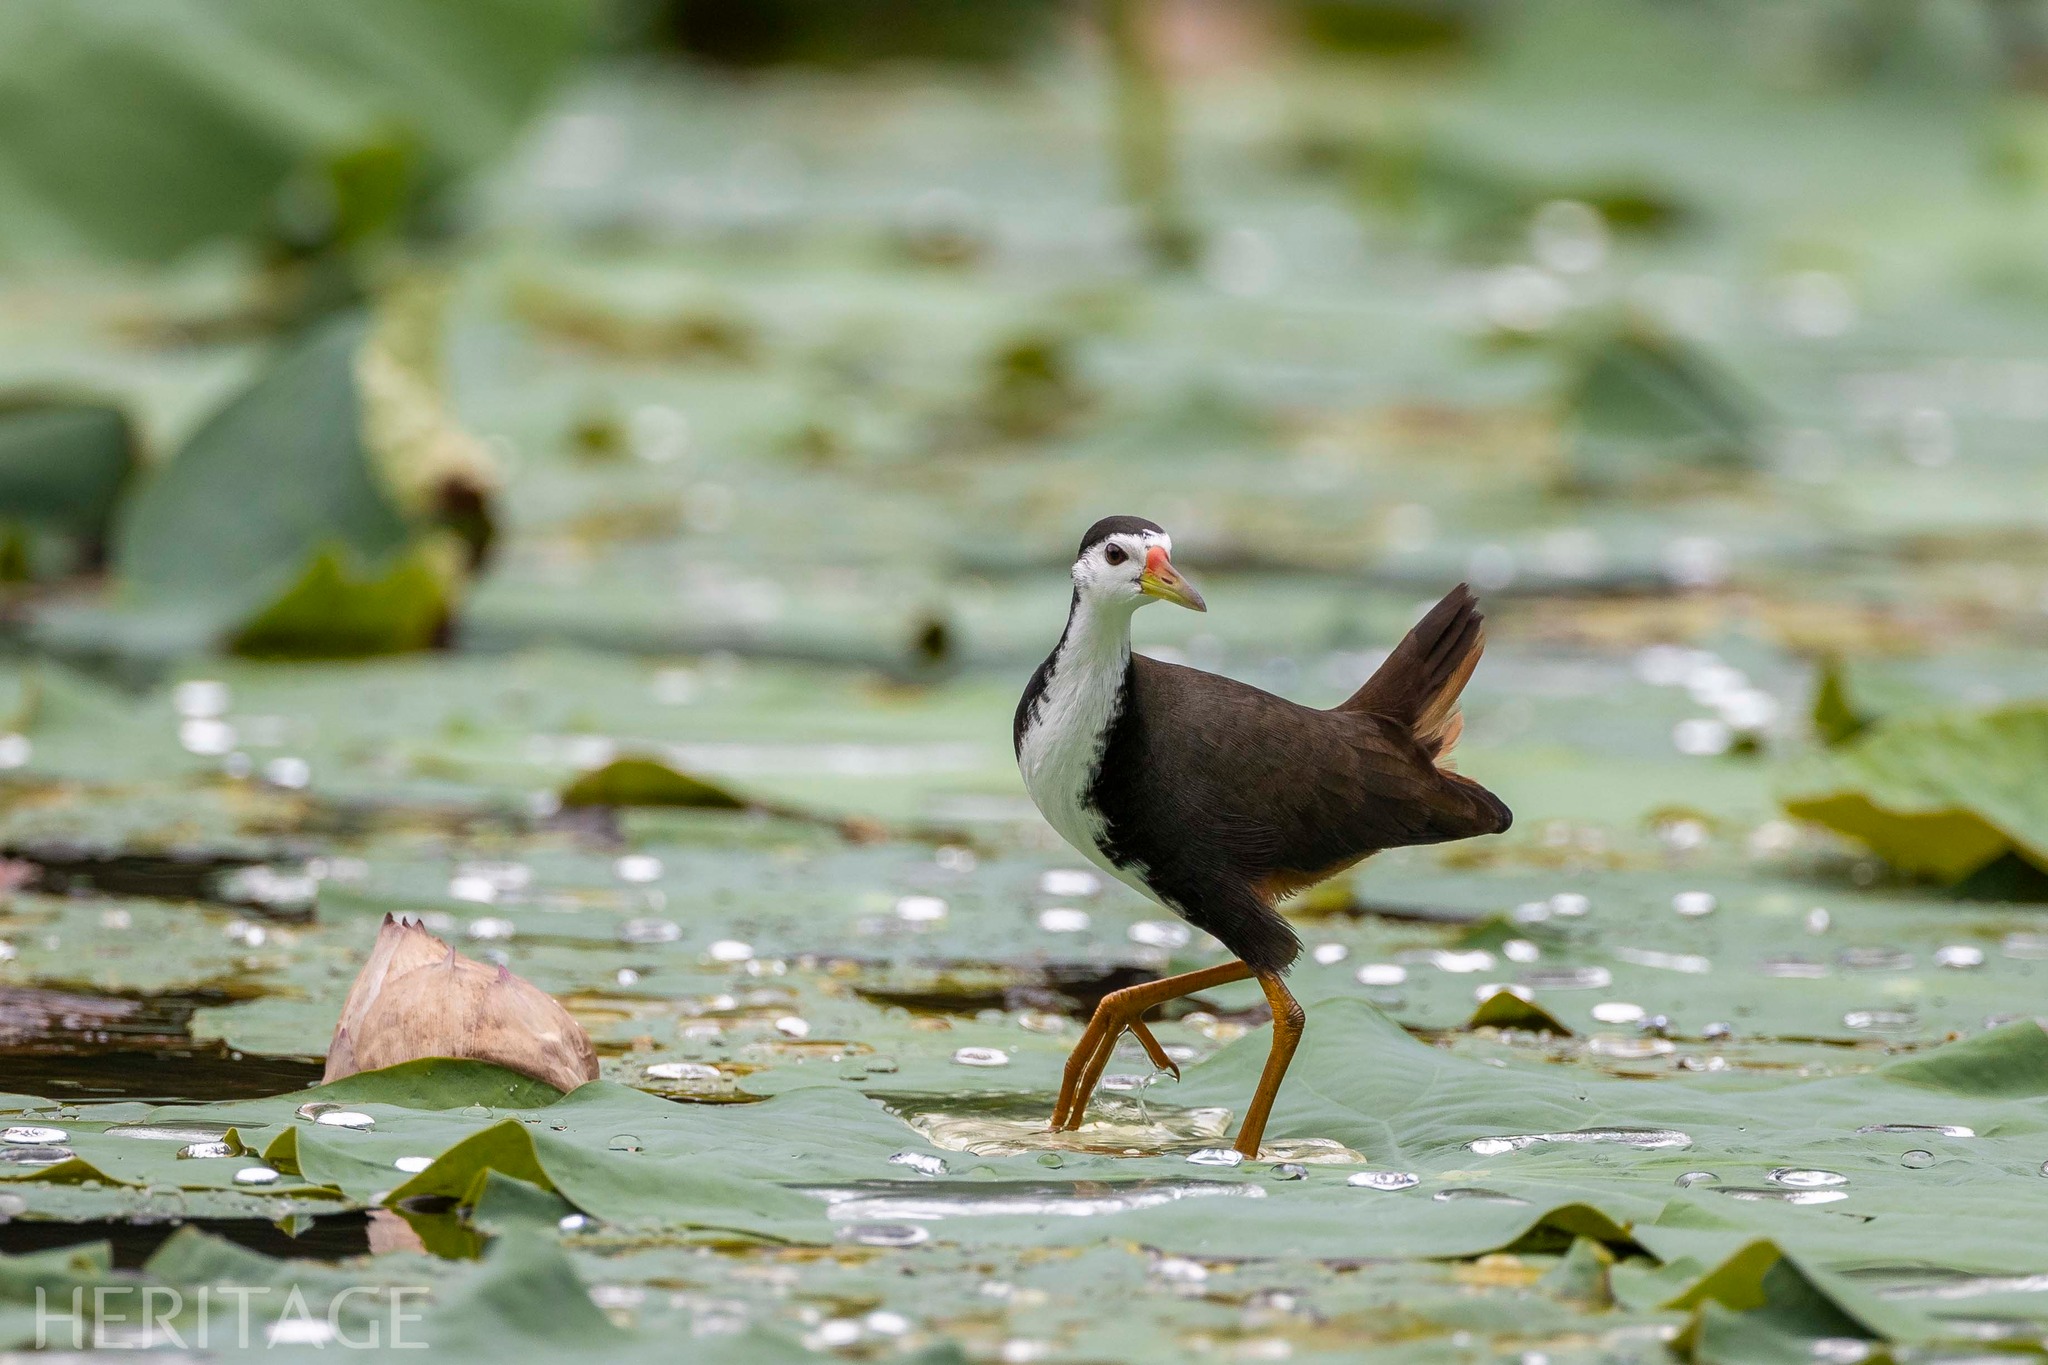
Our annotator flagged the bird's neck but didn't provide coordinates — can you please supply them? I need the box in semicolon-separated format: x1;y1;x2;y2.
1051;591;1136;687
1017;592;1146;895
1018;590;1138;802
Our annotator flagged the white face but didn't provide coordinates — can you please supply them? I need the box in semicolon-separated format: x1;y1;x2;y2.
1072;529;1169;607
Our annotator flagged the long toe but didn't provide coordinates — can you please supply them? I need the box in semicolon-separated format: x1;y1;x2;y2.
1062;1020;1131;1129
1129;1020;1179;1080
1054;1025;1122;1131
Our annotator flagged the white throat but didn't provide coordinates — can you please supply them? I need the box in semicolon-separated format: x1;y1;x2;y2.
1017;594;1154;899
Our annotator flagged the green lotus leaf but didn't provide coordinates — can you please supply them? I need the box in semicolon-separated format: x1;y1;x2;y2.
1782;704;2048;883
0;0;590;263
229;543;451;660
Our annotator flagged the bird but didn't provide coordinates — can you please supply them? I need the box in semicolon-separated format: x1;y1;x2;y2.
1014;515;1512;1157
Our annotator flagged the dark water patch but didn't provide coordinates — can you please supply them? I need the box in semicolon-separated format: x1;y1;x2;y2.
2;1212;370;1268
0;1044;325;1103
0;986;321;1101
850;960;1162;1020
793;1177;1263;1221
872;1088;1229;1128
873;1090;1057;1125
7;844;315;921
1318;897;1486;925
0;985;247;1048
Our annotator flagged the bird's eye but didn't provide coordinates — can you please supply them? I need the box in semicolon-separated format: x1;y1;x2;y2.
1104;545;1128;566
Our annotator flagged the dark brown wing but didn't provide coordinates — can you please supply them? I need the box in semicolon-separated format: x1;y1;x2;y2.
1086;587;1511;972
1122;657;1505;873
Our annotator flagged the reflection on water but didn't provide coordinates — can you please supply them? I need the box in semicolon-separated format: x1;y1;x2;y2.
1709;1186;1848;1205
1846;1266;2048;1301
891;1091;1359;1162
797;1177;1266;1221
1467;1127;1691;1157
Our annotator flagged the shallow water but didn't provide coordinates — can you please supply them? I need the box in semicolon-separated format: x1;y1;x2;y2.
798;1178;1266;1221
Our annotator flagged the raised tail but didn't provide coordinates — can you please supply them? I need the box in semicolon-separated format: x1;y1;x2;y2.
1339;583;1486;762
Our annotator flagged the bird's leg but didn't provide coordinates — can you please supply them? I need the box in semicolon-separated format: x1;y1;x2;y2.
1050;960;1251;1131
1230;972;1306;1158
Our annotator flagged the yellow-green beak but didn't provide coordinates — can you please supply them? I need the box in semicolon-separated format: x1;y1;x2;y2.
1139;546;1206;612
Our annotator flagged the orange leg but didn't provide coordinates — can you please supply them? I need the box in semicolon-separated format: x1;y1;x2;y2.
1049;960;1251;1131
1231;972;1306;1157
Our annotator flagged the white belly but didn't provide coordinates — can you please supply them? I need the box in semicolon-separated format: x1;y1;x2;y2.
1017;643;1158;904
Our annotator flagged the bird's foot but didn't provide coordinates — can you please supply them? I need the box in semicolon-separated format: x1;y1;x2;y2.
1048;1013;1179;1131
1048;961;1255;1135
1050;997;1146;1130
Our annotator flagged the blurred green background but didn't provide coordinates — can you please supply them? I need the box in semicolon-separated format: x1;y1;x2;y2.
3;0;2046;879
5;2;2048;1360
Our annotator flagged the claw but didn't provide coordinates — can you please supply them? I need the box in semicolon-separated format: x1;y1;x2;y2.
1129;1021;1179;1080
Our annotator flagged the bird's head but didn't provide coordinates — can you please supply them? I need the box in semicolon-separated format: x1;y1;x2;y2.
1071;515;1205;613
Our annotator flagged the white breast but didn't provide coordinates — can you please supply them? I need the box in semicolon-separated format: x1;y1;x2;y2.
1016;610;1157;902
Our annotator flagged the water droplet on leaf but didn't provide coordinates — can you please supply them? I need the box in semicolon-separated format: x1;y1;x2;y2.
1186;1148;1244;1167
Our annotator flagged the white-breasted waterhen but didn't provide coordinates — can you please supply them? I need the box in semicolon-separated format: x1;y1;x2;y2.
1014;516;1513;1157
